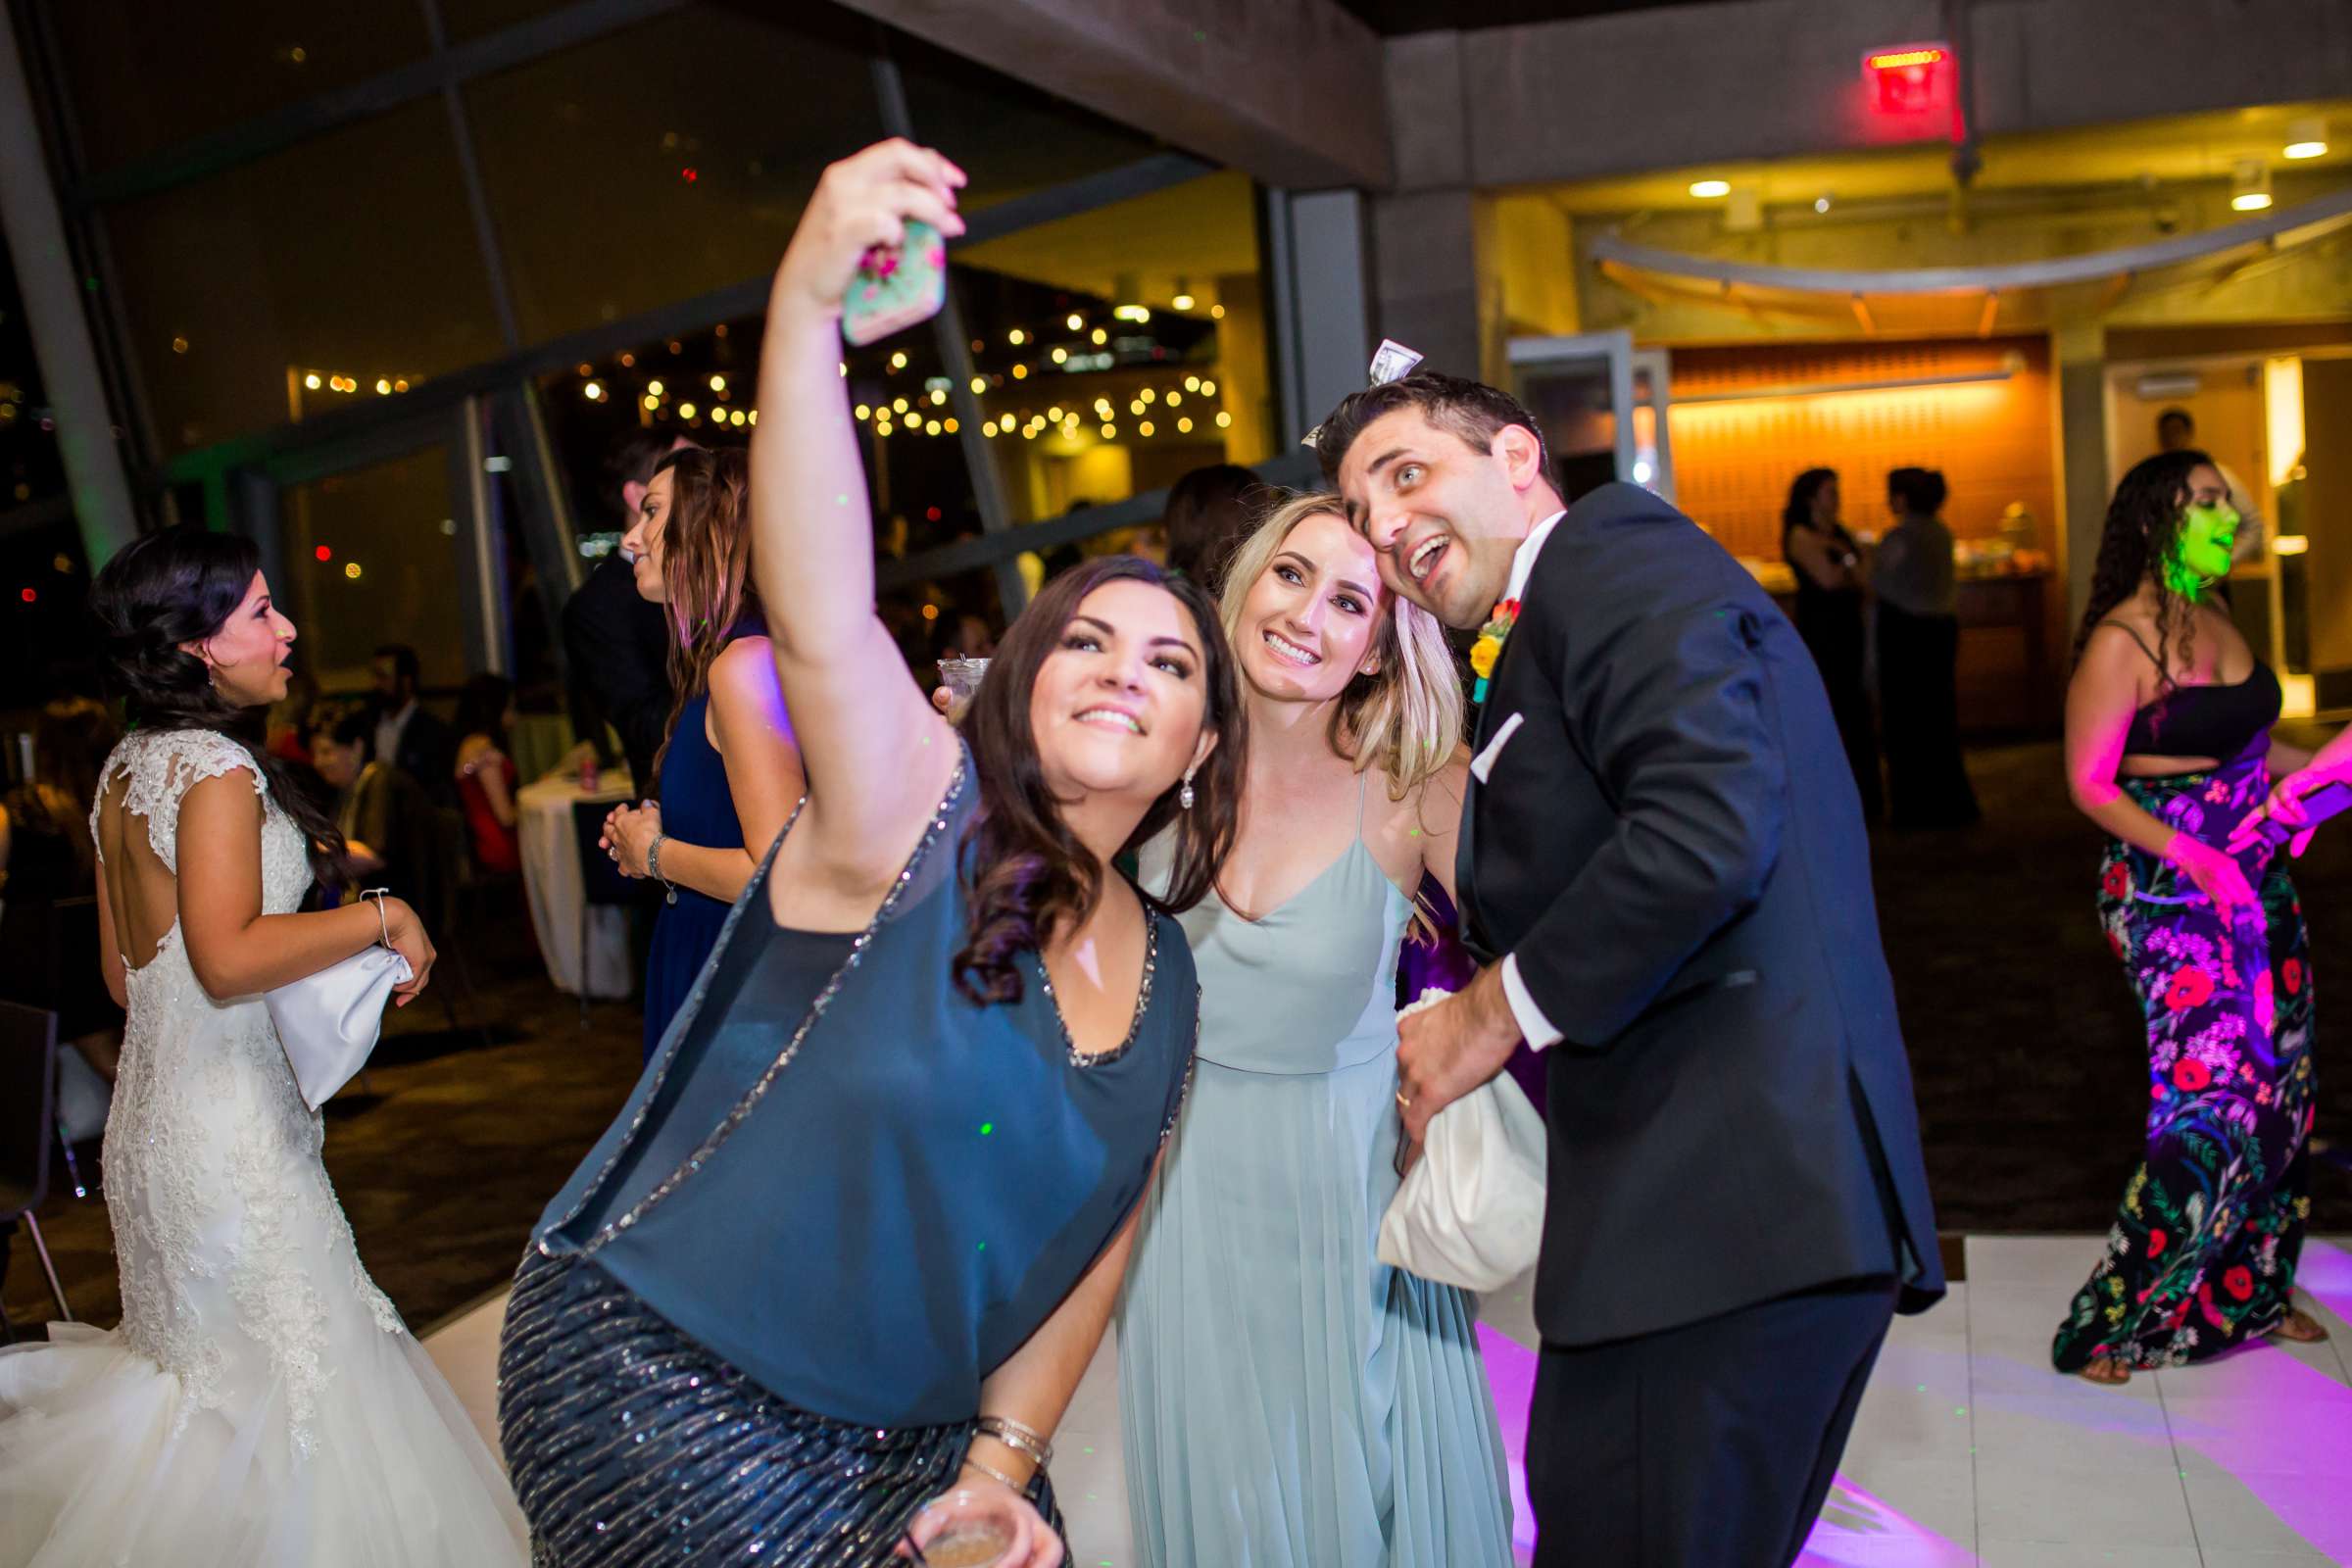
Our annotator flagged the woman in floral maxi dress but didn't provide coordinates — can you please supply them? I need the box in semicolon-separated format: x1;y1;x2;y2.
2053;450;2344;1383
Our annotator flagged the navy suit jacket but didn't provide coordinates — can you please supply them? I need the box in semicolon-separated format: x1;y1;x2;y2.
1459;483;1944;1346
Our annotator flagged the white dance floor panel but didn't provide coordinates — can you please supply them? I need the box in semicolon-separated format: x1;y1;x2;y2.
424;1236;2352;1567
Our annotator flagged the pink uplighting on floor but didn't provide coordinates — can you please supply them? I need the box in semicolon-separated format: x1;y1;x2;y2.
1476;1325;1981;1566
1474;1323;1540;1560
1796;1481;1978;1566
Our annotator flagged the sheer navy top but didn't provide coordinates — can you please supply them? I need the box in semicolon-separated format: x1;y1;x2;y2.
533;747;1199;1427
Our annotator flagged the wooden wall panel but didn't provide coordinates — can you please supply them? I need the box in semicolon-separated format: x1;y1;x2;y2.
1664;336;2057;566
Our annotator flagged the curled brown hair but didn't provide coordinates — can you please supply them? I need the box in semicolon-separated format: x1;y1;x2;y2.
952;556;1246;1004
650;446;760;780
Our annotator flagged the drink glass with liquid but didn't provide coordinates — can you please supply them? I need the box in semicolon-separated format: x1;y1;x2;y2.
936;658;991;722
918;1520;1014;1567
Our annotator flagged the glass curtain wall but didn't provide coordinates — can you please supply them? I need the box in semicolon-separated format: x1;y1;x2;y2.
25;0;1283;707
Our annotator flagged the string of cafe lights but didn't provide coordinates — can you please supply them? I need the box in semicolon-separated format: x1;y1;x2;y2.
299;370;418;395
576;299;1232;443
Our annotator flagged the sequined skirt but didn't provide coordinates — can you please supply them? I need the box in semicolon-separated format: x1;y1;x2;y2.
497;1249;1061;1567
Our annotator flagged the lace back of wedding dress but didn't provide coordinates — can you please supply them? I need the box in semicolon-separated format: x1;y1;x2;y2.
1;727;530;1566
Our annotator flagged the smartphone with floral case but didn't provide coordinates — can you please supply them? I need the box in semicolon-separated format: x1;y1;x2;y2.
840;220;947;346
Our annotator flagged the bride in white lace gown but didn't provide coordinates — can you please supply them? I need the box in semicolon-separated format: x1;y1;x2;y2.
0;531;527;1567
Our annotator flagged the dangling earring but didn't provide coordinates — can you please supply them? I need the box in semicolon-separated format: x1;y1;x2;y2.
1179;767;1197;811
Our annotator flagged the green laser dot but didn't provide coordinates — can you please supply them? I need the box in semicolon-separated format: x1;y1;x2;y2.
977;1241;987;1251
980;1122;994;1136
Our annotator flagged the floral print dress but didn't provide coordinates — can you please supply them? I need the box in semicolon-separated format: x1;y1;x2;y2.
2052;743;2317;1372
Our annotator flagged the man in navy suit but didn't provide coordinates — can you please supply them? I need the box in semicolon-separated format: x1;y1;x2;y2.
1317;372;1944;1567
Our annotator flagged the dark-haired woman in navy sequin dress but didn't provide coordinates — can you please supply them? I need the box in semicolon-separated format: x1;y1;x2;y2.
498;140;1250;1567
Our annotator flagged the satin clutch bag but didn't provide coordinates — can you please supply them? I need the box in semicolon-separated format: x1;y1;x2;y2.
266;945;412;1111
1377;989;1548;1294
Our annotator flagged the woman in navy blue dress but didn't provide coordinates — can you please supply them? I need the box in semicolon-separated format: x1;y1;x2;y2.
600;446;804;1060
498;140;1248;1568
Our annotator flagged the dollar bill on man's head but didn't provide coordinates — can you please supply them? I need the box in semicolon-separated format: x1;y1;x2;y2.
1304;339;1428;446
1368;339;1424;385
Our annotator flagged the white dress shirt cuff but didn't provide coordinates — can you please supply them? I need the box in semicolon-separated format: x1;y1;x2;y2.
1499;954;1564;1052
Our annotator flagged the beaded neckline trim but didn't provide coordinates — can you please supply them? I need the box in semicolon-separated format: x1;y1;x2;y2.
543;754;968;1256
1031;906;1159;1068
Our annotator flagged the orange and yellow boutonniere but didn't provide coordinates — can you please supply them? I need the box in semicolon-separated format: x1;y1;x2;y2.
1470;599;1520;704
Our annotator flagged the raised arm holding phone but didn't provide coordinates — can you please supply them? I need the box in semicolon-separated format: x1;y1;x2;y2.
497;140;1245;1568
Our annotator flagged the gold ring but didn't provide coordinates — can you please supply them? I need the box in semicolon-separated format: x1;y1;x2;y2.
1395;1090;1411;1112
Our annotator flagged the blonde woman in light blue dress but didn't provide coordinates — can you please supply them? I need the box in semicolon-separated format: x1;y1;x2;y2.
1125;493;1512;1566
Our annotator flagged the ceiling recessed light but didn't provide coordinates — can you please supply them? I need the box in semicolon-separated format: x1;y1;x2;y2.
1690;179;1732;199
2284;140;2327;160
2232;192;2275;212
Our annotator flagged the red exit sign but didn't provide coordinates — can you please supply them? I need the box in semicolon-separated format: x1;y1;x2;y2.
1863;41;1950;116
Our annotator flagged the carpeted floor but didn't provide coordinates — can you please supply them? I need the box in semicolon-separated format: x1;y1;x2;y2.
7;734;2349;1337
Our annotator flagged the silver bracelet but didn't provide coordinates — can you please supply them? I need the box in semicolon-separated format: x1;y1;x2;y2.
974;1415;1053;1468
359;888;393;948
958;1454;1027;1494
647;834;677;906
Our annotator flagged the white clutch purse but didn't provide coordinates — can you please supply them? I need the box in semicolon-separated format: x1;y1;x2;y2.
266;944;412;1111
1377;989;1548;1294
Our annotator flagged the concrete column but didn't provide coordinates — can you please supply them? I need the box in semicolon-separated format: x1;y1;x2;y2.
0;3;139;565
1369;189;1485;384
2052;320;2109;636
1275;189;1372;443
837;0;1390;190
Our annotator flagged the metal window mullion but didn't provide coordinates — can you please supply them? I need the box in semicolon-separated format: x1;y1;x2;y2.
72;0;689;209
420;0;524;352
448;394;506;674
17;0;166;504
156;148;1215;490
1262;186;1305;448
871;49;1026;618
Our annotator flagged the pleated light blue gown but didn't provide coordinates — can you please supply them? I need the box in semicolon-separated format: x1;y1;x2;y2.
1123;785;1513;1567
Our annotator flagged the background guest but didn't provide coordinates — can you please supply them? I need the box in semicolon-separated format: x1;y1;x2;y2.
311;707;432;910
1874;466;1979;828
1783;467;1882;820
1161;462;1264;594
2155;408;2265;564
265;668;318;766
0;695;125;1076
2053;448;2329;1383
598;445;804;1061
564;432;694;791
454;673;523;877
371;642;457;806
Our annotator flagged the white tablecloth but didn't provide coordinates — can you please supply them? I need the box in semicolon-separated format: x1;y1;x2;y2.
518;770;641;999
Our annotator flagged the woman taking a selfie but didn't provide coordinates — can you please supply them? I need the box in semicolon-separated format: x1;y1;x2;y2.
498;139;1246;1568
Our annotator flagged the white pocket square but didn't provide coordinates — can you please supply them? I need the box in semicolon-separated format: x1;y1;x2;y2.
1470;711;1525;784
